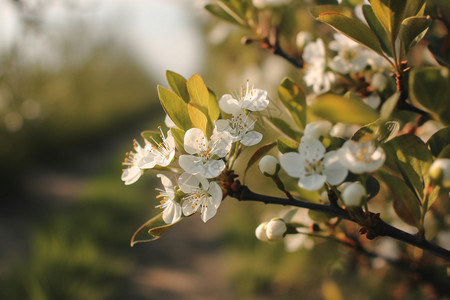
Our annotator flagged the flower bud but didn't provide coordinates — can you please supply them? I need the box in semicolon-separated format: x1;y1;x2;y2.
429;158;450;188
255;222;269;241
266;218;287;241
258;155;279;176
342;182;366;207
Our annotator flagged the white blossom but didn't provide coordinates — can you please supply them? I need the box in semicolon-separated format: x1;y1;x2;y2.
280;136;348;191
219;81;269;114
328;33;371;74
178;172;223;223
179;128;232;178
338;139;385;174
215;109;262;146
303;120;332;139
155;174;181;224
266;218;287;241
141;127;176;168
255;222;270;241
121;138;149;185
303;38;336;94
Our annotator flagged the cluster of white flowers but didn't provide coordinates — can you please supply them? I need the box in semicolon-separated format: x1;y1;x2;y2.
122;82;269;224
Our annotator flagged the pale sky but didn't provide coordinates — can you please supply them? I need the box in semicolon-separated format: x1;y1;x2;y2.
0;0;206;81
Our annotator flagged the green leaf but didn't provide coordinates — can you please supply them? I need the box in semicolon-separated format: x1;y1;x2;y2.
309;5;353;18
362;4;393;57
311;94;379;125
316;12;385;56
379;92;400;120
267;117;302;141
399;16;432;55
243;141;277;181
437;145;450;159
277;138;299;154
378;170;421;228
385;134;434;202
166;70;189;103
130;213;182;246
188;103;209;136
208;90;221;122
170;127;186;153
427;126;450;157
204;3;244;27
187;74;210;110
409;67;450;125
352;120;400;143
157;85;192;131
278;77;307;129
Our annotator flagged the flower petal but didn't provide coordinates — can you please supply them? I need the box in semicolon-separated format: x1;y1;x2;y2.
323;151;348;185
299;136;325;161
241;131;263;146
280;152;307;178
184;128;207;155
200;159;225;178
157;173;175;199
242;89;269;111
179;155;203;175
121;166;143;185
162;201;182;224
208;181;223;209
219;94;241;114
201;201;218;223
178;172;200;194
182;199;196;217
299;174;326;191
210;131;233;158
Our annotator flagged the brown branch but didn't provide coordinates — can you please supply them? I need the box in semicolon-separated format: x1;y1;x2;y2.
228;182;450;261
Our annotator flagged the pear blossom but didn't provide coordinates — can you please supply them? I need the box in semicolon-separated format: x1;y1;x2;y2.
140;127;176;168
155;174;181;224
280;136;348;191
179;128;232;178
121;138;150;185
255;222;270;241
328;33;371;74
338;139;385;174
178;172;223;222
303;39;335;94
215;109;262;146
219;81;269;114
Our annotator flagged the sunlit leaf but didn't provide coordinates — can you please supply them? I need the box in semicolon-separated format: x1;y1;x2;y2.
378;170;421;228
157;85;192;131
130;213;182;246
187;74;210;110
267;117;302;141
188;103;209;136
208;89;221;122
379;92;400;120
399;16;432;55
311;94;378;125
278;77;307;129
385;134;434;202
427;127;450;157
310;5;353;18
171;127;186;153
362;4;393;57
277;138;299;154
316;12;385;56
166;70;189;103
205;3;245;27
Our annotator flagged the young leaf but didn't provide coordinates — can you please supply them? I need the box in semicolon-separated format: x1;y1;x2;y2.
384;134;434;202
316;12;385;57
311;94;378;125
399;16;432;55
378;170;421;228
427;126;450;157
188;103;209;136
267;117;302;141
278;77;307;129
409;67;450;125
166;70;189;103
204;3;245;27
309;5;353;18
362;4;393;57
277;138;299;154
130;213;182;246
352;120;399;143
243;141;277;182
187;74;210;110
157;85;192;131
208;89;221;122
170;127;186;154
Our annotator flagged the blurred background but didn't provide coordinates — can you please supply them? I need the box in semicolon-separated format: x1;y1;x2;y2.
0;0;445;299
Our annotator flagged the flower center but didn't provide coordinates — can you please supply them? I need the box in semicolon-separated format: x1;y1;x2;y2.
183;189;209;211
304;159;325;175
352;141;376;163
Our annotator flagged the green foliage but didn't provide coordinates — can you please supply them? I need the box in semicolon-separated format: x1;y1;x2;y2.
385;134;434;202
158;85;192;131
243;142;277;181
378;170;422;228
379;92;400;120
166;70;190;103
362;4;393;57
278;78;307;129
427;126;450;157
352;120;400;143
399;16;432;55
277;137;299;154
267;117;302;141
130;213;182;246
311;94;379;125
409;67;450;125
